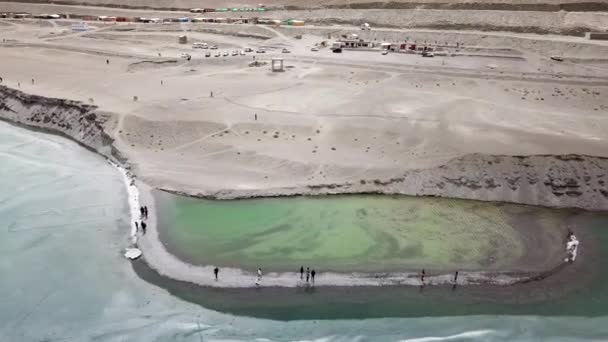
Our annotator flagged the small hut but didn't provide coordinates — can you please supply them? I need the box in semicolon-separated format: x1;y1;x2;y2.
271;58;284;72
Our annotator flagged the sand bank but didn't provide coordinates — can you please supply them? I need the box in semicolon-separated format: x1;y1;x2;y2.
0;86;590;289
137;180;567;288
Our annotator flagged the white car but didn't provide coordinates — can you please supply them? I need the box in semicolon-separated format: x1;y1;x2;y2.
311;47;319;52
210;45;218;50
240;50;246;55
181;53;192;59
214;52;221;57
232;50;238;56
244;47;253;52
192;42;207;49
282;48;291;53
223;51;229;56
256;48;265;53
205;52;211;57
381;50;389;55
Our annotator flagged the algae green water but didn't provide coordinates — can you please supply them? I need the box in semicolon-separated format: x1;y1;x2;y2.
157;192;566;272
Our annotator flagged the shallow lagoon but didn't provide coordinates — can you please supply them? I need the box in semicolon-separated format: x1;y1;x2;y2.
157;191;570;272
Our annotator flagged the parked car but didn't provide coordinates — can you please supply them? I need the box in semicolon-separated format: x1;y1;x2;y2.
550;55;564;62
256;48;266;53
214;52;221;57
223;51;229;56
210;45;218;50
205;52;211;57
240;50;246;55
192;42;207;49
232;50;238;56
282;48;291;53
181;53;192;59
244;47;253;52
311;47;319;52
381;50;389;55
422;51;434;57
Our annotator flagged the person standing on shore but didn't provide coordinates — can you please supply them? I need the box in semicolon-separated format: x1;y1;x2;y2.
256;268;262;286
300;266;304;280
421;269;426;284
140;206;144;219
141;221;147;235
144;206;149;219
311;269;316;285
214;267;219;281
135;221;139;232
306;267;310;283
454;271;459;284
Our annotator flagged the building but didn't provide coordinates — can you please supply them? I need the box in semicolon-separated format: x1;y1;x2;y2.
339;39;376;49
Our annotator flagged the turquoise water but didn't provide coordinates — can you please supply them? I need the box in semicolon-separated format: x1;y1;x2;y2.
156;191;569;272
2;120;608;341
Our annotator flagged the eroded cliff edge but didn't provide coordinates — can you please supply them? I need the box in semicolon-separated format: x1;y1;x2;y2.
2;85;607;210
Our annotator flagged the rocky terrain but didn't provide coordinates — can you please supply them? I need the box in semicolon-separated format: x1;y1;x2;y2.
0;85;123;161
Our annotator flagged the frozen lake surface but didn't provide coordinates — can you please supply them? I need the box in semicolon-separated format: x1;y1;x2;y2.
1;120;608;341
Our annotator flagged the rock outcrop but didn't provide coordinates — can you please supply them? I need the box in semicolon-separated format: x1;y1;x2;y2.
0;85;124;162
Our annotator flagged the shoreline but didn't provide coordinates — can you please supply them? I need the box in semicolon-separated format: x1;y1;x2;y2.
0;86;602;290
135;174;584;289
2;113;583;290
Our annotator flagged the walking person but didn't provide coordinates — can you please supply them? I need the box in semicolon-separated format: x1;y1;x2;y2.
254;113;257;121
135;221;139;232
141;221;147;235
214;267;219;281
452;271;459;290
140;206;145;219
300;266;304;280
421;269;425;284
306;267;310;283
144;206;149;219
311;269;316;285
31;78;34;85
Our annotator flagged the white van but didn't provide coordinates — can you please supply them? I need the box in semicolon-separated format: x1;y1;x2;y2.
192;42;208;49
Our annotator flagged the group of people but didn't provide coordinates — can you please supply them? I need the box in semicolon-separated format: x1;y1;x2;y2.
210;266;316;287
299;266;317;285
140;206;149;219
420;269;459;288
134;205;149;235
